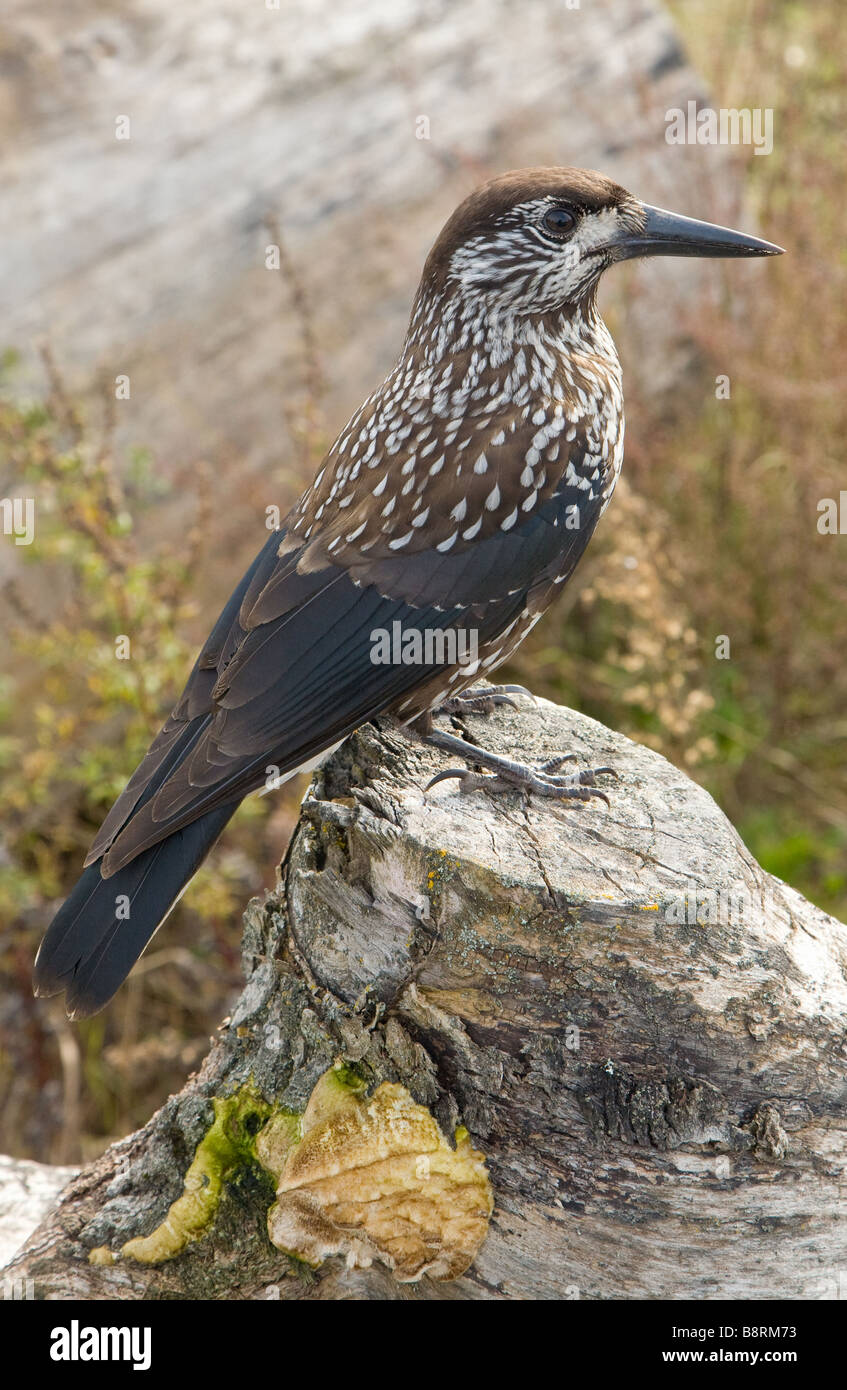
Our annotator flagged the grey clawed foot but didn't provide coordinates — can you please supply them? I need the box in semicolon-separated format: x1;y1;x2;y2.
434;683;535;717
425;762;615;804
423;728;617;805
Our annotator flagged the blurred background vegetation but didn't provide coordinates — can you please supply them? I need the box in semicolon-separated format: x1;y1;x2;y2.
520;0;847;908
0;0;844;1164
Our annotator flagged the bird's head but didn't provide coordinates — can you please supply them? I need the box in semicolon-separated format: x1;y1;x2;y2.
420;167;783;322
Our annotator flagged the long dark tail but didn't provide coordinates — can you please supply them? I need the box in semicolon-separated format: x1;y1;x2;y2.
33;802;239;1019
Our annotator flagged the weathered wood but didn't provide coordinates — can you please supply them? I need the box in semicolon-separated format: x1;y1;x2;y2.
0;1156;78;1272
5;697;846;1299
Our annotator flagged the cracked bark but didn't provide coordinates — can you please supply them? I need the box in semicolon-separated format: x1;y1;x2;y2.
4;698;847;1299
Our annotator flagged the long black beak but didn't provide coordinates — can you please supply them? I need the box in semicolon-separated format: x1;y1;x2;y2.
616;204;784;261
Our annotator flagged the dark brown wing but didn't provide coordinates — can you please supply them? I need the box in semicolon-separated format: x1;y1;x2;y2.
89;405;608;875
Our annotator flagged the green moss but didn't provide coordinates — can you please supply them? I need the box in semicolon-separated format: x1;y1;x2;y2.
121;1083;273;1265
330;1062;367;1097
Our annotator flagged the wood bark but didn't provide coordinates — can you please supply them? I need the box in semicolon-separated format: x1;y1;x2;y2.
4;698;846;1300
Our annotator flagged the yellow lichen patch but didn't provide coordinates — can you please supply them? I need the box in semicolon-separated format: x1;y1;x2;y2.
88;1246;116;1266
122;1165;219;1264
264;1069;493;1282
122;1084;271;1265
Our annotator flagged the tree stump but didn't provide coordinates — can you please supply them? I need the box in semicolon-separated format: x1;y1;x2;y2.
4;696;846;1299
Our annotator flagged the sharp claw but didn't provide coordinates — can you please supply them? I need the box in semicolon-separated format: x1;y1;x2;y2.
436;683;535;719
494;684;537;706
424;768;470;792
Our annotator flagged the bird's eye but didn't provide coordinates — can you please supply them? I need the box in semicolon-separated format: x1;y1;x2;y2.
541;207;576;237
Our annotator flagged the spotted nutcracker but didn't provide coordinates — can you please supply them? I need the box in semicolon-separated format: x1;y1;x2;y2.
34;167;782;1017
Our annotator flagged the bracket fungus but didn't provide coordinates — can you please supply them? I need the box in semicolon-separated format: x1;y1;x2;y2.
257;1067;493;1282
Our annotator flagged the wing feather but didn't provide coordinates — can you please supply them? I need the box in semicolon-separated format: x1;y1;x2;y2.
91;436;605;876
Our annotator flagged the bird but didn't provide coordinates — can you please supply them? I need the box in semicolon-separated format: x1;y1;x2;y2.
33;167;782;1019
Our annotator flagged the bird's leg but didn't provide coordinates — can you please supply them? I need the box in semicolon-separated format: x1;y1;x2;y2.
433;683;534;718
404;691;616;804
412;718;617;805
425;729;615;802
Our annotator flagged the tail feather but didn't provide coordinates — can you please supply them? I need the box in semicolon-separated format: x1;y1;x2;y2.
33;802;238;1019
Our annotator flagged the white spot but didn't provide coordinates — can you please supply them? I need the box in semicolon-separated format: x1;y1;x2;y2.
389;531;413;550
500;507;518;531
437;531;458;552
485;484;500;511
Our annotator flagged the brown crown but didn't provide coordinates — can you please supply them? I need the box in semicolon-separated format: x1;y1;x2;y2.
420;166;633;288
